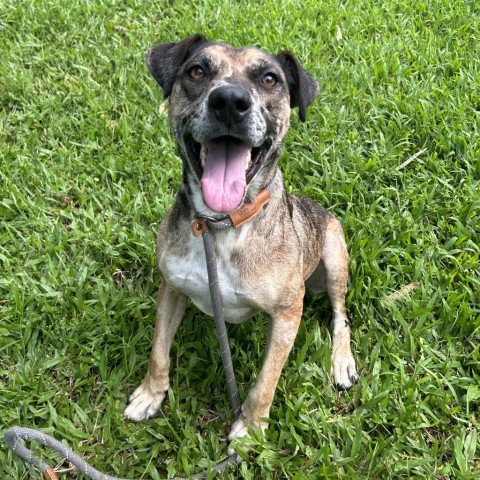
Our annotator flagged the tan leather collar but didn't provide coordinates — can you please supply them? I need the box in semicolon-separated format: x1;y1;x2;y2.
229;188;271;227
192;188;271;236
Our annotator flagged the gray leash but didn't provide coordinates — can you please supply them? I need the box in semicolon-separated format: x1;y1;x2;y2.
4;217;243;479
194;220;242;418
4;426;241;480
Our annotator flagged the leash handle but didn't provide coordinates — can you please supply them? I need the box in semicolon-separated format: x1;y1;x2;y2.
5;426;241;480
4;426;128;480
4;427;54;477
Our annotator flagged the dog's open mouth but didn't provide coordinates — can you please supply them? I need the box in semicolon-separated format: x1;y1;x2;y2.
185;134;270;213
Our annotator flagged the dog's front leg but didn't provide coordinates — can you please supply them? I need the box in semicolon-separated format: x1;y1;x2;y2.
322;219;359;390
228;285;305;453
124;280;187;421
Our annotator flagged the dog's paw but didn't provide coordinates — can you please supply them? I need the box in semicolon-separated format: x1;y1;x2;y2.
124;384;166;421
332;352;358;390
227;415;267;455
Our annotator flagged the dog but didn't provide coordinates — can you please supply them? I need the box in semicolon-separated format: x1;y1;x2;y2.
124;34;358;451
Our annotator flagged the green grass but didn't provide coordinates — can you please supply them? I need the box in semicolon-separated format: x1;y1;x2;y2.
1;0;479;478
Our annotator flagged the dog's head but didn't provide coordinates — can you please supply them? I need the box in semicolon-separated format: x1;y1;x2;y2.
146;35;319;214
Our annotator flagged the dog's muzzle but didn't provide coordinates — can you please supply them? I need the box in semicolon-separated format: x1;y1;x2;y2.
183;86;272;214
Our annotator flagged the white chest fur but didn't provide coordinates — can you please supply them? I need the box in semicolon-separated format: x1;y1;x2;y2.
159;228;255;323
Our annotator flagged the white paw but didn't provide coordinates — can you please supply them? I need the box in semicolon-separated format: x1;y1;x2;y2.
227;416;267;455
124;384;166;421
332;352;358;390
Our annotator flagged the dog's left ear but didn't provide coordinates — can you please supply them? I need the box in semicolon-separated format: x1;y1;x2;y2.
276;51;319;122
146;34;208;98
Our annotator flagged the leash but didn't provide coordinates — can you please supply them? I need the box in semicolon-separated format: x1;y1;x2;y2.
4;427;241;480
193;218;242;419
4;189;271;479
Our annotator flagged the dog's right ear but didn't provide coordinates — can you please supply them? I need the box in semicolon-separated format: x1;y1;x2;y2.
146;34;208;98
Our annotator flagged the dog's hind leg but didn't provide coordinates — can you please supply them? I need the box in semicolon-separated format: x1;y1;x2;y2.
228;284;304;454
320;218;358;389
124;280;187;421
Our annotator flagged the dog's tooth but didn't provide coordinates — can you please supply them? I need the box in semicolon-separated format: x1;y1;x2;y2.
246;149;252;168
200;144;207;168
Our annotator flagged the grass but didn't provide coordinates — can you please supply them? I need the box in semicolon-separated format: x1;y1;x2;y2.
1;0;479;478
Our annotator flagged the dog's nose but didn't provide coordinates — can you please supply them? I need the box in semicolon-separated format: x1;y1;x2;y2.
208;85;252;127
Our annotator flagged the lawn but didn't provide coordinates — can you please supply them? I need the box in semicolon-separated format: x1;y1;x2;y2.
1;0;479;478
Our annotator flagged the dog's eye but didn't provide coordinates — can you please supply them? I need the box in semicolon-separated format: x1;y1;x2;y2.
261;73;278;87
188;66;205;80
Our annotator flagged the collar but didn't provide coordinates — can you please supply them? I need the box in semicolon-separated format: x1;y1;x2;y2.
191;188;271;236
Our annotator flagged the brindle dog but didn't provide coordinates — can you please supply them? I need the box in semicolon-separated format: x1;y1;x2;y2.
124;35;358;451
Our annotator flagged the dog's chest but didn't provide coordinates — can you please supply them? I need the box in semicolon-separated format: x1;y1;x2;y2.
160;229;255;323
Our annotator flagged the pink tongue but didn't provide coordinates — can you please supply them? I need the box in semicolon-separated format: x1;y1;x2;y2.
201;139;250;213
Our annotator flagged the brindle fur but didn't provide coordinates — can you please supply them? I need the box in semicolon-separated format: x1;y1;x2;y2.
124;35;358;451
